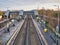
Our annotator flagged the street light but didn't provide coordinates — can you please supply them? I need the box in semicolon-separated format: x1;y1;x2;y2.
54;5;59;45
54;5;59;33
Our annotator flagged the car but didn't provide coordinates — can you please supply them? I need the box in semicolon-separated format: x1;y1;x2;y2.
43;28;48;33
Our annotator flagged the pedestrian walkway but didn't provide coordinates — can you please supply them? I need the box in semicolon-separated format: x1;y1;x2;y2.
0;20;24;45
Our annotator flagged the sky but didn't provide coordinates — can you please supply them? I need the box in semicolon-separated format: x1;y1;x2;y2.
0;0;60;11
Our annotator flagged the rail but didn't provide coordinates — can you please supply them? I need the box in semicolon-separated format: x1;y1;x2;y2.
0;26;6;32
47;24;60;37
0;21;12;35
0;19;12;32
0;19;9;24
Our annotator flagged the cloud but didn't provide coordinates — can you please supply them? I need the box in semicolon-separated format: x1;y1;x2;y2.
0;0;60;10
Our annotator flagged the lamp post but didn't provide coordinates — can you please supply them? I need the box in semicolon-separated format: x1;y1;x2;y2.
54;5;59;33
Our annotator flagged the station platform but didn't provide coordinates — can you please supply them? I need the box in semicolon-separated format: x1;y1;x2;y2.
0;20;25;45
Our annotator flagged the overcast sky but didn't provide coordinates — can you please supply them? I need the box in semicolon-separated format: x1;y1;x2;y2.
0;0;60;11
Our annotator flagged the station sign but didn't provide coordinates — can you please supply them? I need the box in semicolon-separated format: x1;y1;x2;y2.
34;10;39;15
19;10;23;15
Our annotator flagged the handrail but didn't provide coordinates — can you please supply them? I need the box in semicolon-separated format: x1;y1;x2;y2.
0;26;6;32
0;21;11;32
0;19;9;24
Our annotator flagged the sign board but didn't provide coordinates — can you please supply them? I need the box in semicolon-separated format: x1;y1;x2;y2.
5;10;10;16
56;26;59;32
34;10;38;15
19;10;23;15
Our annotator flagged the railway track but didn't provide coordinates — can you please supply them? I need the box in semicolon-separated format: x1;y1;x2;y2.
13;17;28;45
13;15;41;45
29;17;40;45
